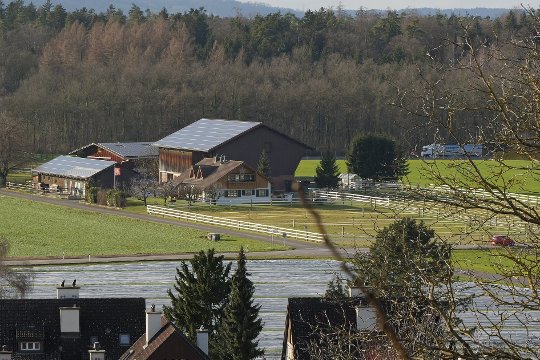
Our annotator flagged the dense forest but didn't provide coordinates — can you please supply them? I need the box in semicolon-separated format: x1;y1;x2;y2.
0;0;531;154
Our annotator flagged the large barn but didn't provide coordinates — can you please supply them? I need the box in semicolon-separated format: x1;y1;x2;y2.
154;119;312;192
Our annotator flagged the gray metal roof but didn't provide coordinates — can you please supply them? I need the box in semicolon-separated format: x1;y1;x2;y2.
154;119;261;152
69;142;158;159
98;142;158;158
33;156;116;179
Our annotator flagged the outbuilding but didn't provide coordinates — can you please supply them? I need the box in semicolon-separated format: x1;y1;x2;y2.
32;156;130;196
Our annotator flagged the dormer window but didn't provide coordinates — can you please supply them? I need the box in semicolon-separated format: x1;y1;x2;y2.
20;342;41;351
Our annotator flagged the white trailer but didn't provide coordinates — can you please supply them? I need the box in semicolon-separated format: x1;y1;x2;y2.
420;144;483;158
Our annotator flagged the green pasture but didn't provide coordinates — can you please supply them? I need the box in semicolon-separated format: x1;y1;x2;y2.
452;248;535;275
295;159;540;194
6;171;32;183
295;160;348;178
130;197;502;247
0;195;286;258
404;159;540;194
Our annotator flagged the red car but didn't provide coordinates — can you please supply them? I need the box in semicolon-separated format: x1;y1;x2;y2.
490;235;515;246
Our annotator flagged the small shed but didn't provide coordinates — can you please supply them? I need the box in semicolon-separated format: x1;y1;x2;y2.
32;156;123;196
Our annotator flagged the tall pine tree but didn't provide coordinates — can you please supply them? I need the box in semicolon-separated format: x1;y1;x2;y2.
164;249;231;340
214;247;264;360
314;151;340;188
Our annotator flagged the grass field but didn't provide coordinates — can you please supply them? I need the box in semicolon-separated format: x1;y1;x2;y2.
405;160;540;194
128;197;505;247
295;160;348;178
452;248;533;274
295;159;540;194
0;195;287;258
6;171;32;183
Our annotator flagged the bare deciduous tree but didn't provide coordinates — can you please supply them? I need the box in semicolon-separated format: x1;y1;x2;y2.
177;184;202;206
0;111;29;186
392;13;540;358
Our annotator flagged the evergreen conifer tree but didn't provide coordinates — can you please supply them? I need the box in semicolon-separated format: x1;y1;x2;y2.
314;151;340;188
257;148;271;178
214;247;264;360
164;249;231;340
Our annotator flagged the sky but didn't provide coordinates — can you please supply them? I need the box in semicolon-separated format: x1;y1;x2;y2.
239;0;525;11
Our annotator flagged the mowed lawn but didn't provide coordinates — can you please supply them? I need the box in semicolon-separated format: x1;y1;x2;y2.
405;159;540;194
452;248;533;274
296;159;540;194
295;160;348;178
0;195;286;258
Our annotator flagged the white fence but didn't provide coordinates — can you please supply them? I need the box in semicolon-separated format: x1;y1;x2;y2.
424;185;540;207
147;205;324;242
5;181;33;191
312;190;390;207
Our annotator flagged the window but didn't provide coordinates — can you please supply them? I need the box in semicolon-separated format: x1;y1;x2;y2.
256;189;269;197
20;342;40;351
226;190;239;197
167;173;173;182
119;334;130;346
228;174;255;182
244;189;252;196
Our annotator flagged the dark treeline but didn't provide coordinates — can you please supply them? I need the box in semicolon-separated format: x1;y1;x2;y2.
0;0;532;153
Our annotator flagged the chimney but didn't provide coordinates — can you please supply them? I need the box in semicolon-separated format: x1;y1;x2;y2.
57;280;80;299
355;306;377;331
59;305;80;335
145;305;162;346
0;345;11;360
88;343;105;360
348;286;360;298
196;327;209;355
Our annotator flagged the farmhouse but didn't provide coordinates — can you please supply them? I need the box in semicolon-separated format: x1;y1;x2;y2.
32;155;133;195
0;283;145;360
154;119;312;191
174;157;271;204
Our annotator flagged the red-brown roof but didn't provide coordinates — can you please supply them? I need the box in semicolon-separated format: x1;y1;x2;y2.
120;318;210;360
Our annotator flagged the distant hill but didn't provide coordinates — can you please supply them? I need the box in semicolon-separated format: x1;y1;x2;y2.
404;7;518;18
39;0;304;17
33;1;515;19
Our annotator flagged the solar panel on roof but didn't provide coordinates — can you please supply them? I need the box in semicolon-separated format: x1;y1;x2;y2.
154;119;261;152
34;156;116;179
99;142;158;158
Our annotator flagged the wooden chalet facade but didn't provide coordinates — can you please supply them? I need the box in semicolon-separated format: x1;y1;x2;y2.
175;157;271;204
154;119;312;191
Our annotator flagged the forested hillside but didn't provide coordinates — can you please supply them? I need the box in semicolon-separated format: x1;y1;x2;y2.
0;0;530;153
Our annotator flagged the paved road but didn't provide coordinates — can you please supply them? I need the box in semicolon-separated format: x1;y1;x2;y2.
0;189;358;266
